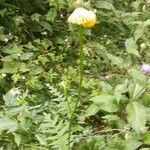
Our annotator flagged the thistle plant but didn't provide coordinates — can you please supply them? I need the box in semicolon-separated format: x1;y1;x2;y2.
67;7;96;150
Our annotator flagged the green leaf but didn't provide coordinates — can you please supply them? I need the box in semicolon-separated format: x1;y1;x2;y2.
144;19;150;27
106;53;123;66
13;133;21;147
39;21;52;32
6;105;27;116
46;10;57;22
142;92;150;107
126;101;147;132
3;62;18;73
36;134;47;145
134;26;144;41
3;90;19;106
124;140;142;150
114;84;127;103
128;69;147;86
0;118;18;132
31;13;41;22
100;81;113;94
90;95;119;112
20;52;33;60
132;84;145;99
96;1;114;10
85;104;100;117
2;44;23;54
125;38;140;57
142;131;150;145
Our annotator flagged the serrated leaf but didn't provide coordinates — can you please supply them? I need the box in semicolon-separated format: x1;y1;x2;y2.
85;104;100;117
125;38;140;57
126;101;146;132
90;95;119;112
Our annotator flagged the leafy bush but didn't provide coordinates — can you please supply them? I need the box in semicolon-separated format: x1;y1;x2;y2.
0;0;150;150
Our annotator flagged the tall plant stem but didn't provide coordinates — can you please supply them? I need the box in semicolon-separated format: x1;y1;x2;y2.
68;26;84;150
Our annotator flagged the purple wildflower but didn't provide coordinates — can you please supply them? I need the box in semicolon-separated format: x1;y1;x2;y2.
141;64;150;73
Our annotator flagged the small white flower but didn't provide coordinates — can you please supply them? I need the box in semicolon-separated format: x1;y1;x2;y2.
65;38;68;42
2;73;6;77
60;14;63;18
22;76;25;79
4;38;8;42
10;88;21;97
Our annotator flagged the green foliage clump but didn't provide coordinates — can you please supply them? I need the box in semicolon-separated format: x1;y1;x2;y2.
0;0;150;149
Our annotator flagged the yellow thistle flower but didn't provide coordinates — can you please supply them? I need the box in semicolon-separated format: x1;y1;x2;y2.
68;7;96;28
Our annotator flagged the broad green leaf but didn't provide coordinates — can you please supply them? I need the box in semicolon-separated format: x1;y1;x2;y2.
100;81;113;94
3;89;19;106
90;95;119;112
20;52;33;60
144;19;150;27
132;84;145;99
114;84;127;103
0;118;17;131
142;92;150;107
39;21;52;32
85;104;100;117
125;38;140;57
2;44;23;54
134;26;144;41
126;101;146;132
142;131;150;145
128;69;147;86
3;62;18;73
124;140;142;150
6;105;26;116
106;53;123;66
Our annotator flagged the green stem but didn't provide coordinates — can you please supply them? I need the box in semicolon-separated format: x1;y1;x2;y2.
68;26;84;150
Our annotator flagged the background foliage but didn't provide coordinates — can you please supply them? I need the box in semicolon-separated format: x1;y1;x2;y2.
0;0;150;149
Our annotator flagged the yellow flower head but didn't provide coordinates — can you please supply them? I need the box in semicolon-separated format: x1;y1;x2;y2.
68;7;96;28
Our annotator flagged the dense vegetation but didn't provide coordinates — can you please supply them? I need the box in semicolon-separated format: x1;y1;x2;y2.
0;0;150;149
